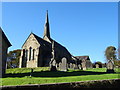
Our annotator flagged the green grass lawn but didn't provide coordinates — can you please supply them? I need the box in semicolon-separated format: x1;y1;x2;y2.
1;67;120;86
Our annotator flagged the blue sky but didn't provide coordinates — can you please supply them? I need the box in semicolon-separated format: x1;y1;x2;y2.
2;2;118;63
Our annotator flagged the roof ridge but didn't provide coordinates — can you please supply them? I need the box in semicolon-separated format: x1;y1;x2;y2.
0;27;12;47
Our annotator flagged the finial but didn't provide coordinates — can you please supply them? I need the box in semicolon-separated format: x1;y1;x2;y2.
46;10;48;17
45;10;49;24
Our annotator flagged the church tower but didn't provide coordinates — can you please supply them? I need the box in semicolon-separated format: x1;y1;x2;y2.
43;10;51;42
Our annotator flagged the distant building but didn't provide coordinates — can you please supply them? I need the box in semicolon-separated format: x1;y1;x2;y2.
74;56;93;69
0;27;12;77
19;11;71;68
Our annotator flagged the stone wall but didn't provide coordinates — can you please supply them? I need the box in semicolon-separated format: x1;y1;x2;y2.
27;60;38;68
19;34;40;68
1;79;120;89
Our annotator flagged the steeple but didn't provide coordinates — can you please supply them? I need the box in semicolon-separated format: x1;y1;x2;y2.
43;10;50;39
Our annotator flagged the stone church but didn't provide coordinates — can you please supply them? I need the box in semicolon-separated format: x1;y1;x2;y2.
19;11;71;68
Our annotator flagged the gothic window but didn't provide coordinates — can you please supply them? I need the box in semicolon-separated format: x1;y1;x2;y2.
29;47;32;60
23;49;25;58
25;50;28;60
22;49;25;67
32;49;35;60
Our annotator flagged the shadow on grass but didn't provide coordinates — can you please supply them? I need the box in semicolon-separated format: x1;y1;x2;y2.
4;70;115;78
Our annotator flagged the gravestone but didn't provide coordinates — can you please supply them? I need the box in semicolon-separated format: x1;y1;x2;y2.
59;57;68;71
50;60;57;71
74;64;79;70
81;59;87;70
96;64;99;68
72;64;76;70
78;64;81;69
106;59;114;73
70;63;73;69
59;62;61;70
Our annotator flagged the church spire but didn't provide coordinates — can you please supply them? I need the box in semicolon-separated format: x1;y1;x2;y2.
43;10;50;39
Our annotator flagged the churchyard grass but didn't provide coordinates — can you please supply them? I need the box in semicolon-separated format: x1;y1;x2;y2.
1;67;120;86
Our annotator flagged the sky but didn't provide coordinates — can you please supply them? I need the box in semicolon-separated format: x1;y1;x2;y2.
1;0;120;2
1;2;118;63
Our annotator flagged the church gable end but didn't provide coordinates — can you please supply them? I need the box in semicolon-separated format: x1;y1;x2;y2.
22;33;40;49
19;33;42;68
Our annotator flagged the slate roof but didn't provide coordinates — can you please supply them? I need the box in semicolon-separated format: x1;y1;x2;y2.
32;33;51;46
32;33;71;56
21;31;72;62
22;32;51;48
0;27;12;47
54;40;71;55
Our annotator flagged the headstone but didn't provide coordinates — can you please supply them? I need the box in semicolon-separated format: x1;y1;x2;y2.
81;59;87;70
50;60;57;71
59;57;68;71
56;63;59;69
106;59;114;73
59;62;61;70
70;63;73;69
96;64;99;68
72;64;76;70
74;64;79;70
78;64;82;69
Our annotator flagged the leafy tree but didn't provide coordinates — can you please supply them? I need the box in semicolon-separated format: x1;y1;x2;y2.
7;49;21;68
95;61;102;65
114;60;120;67
105;46;116;61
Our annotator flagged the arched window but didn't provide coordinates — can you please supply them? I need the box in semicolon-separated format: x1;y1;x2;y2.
22;49;25;58
22;49;25;67
25;50;28;60
29;47;32;60
32;49;35;60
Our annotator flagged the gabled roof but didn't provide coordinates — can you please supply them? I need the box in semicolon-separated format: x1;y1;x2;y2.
32;33;51;47
0;27;12;47
54;40;71;56
75;56;90;60
22;32;51;48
